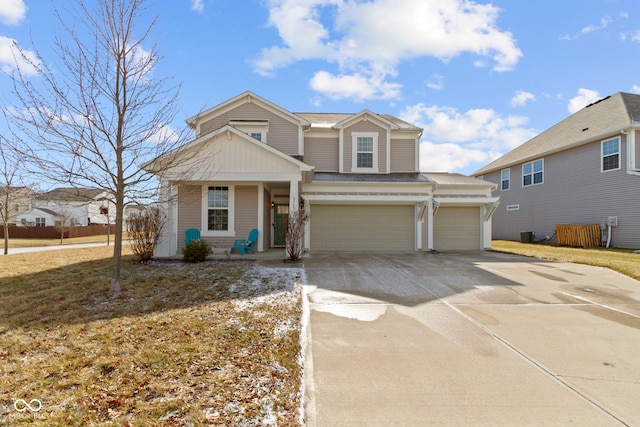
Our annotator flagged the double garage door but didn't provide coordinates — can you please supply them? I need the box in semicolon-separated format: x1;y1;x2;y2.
310;204;415;252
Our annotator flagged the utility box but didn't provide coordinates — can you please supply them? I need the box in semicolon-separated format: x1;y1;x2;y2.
607;216;618;227
520;231;534;243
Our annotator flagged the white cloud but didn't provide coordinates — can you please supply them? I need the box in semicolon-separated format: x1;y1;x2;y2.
0;0;26;26
191;0;204;13
631;30;640;43
426;74;444;90
401;103;537;173
581;16;611;34
310;70;402;101
511;90;535;107
568;88;600;114
254;0;521;101
0;36;39;76
630;85;640;94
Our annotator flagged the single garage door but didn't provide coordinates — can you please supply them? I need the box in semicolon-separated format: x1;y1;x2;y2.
310;204;415;251
433;206;481;251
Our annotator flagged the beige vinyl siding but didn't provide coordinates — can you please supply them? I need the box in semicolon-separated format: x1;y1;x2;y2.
199;103;300;155
490;136;640;248
433;207;481;251
263;188;271;250
310;204;414;251
421;217;429;250
235;186;259;243
177;185;202;253
390;138;416;172
304;137;339;171
344;121;388;173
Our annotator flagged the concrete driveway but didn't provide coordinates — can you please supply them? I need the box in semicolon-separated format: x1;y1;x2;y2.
301;251;640;426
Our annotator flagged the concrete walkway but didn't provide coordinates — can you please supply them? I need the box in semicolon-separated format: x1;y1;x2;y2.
1;242;116;255
302;251;640;426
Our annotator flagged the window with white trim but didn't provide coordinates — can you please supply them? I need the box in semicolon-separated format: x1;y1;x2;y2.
601;137;620;171
351;132;378;172
523;159;543;186
501;168;510;190
35;217;46;227
203;185;235;236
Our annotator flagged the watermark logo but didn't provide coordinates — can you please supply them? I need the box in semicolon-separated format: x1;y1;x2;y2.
14;399;42;412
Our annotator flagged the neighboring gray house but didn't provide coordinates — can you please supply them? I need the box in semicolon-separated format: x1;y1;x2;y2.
148;91;498;256
474;92;640;248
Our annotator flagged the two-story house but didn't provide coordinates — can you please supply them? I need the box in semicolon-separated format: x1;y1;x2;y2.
149;91;498;256
475;92;640;248
17;187;116;227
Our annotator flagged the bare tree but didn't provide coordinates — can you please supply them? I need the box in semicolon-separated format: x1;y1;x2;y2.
285;209;309;262
6;0;191;292
53;206;75;245
0;140;26;255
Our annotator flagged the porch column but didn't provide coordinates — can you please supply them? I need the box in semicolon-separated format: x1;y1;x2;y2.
427;198;434;251
289;180;299;213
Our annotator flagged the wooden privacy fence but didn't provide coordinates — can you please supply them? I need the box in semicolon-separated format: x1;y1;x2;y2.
0;224;116;239
556;224;601;248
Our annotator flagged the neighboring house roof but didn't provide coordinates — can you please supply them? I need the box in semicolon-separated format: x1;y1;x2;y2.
474;92;640;175
41;187;105;202
0;186;30;197
20;207;62;217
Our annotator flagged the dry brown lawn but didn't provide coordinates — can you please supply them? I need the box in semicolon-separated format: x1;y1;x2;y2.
492;240;640;281
0;246;303;426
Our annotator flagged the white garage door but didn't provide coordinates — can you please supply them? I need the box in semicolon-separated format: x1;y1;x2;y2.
433;206;481;251
310;204;415;251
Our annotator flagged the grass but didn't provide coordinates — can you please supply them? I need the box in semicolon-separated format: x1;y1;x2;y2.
0;246;303;426
492;240;640;281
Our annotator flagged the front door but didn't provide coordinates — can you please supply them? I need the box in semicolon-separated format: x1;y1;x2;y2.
273;204;289;246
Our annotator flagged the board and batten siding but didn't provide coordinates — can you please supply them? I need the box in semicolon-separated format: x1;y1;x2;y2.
344;121;388;173
303;137;339;171
390;138;416;172
488;135;640;248
198;103;300;156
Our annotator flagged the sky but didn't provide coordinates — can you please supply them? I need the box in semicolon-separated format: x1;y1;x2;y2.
1;0;640;176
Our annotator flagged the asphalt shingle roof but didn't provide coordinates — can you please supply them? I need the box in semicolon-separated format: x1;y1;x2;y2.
474;92;640;175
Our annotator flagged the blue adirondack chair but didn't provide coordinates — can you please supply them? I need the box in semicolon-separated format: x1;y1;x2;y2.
185;228;203;245
231;228;259;255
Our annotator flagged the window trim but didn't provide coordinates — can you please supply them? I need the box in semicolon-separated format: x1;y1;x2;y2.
351;132;379;173
501;168;510;191
601;137;620;172
201;185;235;237
522;159;544;187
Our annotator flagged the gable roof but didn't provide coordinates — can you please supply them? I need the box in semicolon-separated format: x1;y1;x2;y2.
20;207;62;217
41;188;105;202
475;92;640;175
186;91;310;129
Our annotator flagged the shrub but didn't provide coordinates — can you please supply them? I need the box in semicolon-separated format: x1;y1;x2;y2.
286;209;309;262
126;209;164;262
182;239;212;263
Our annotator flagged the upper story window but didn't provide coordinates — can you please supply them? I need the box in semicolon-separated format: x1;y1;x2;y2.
602;137;620;171
523;159;543;186
501;168;510;190
230;120;269;144
352;132;378;173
